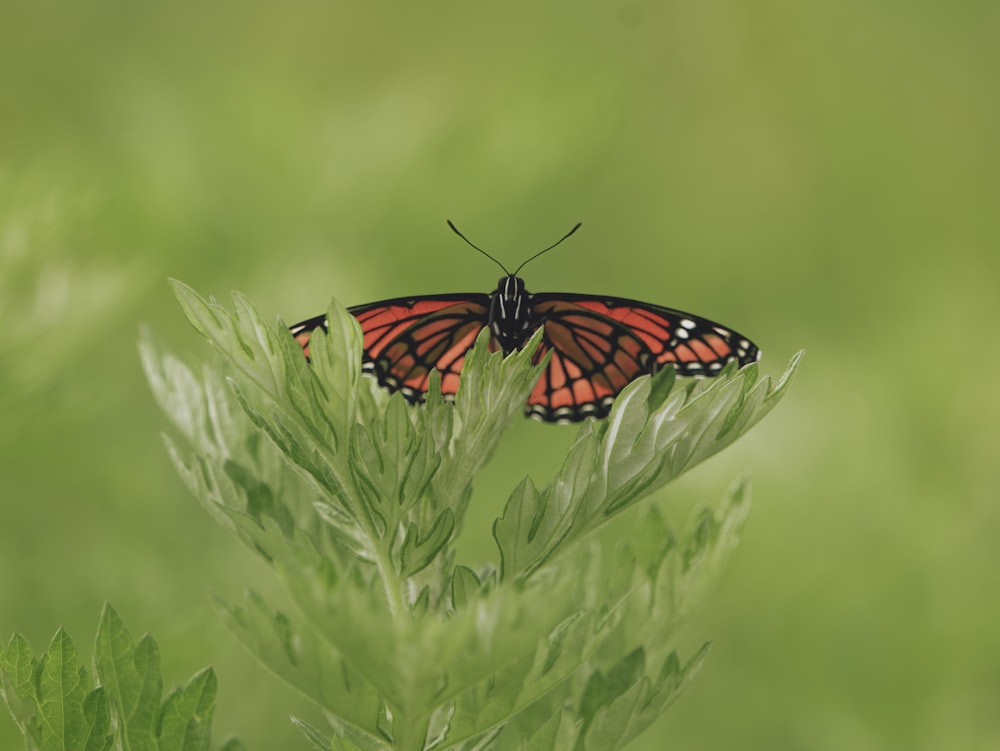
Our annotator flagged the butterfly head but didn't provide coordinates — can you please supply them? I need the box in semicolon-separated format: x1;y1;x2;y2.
445;221;582;354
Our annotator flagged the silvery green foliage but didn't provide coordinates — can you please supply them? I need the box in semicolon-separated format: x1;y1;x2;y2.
141;282;798;751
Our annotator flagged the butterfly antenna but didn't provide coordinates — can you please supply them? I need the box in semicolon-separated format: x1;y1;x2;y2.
513;222;583;276
447;220;510;275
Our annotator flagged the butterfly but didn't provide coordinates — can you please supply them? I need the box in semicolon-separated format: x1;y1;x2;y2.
289;222;760;423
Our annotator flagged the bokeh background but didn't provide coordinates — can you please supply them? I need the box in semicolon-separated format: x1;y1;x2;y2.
2;1;998;748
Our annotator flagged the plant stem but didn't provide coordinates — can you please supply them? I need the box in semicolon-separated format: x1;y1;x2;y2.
394;711;430;751
374;539;406;620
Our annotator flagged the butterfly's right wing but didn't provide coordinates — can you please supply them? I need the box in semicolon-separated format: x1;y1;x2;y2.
290;294;492;401
525;293;760;422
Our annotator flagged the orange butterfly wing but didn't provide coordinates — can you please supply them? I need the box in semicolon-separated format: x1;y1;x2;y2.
525;295;759;421
290;295;491;401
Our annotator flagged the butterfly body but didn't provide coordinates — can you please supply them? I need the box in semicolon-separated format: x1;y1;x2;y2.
490;275;534;351
291;272;760;423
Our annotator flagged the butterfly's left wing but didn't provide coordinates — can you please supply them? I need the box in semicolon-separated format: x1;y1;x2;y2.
526;294;760;422
290;294;492;402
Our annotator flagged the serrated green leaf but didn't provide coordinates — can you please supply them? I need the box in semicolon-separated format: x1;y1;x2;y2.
515;709;581;751
304;713;396;751
93;602;163;751
300;297;364;428
434;724;503;751
672;477;752;625
578;648;646;724
291;716;334;750
214;590;385;739
399;509;455;577
138;327;208;449
493;468;584;579
347;392;443;536
580;677;649;751
644;364;677;415
653;644;711;712
623;503;675;574
223;458;295;536
450;566;482;611
593;645;711;751
168;280;229;345
0;632;42;744
37;628;96;751
157;667;216;751
574;644;712;751
80;688;113;751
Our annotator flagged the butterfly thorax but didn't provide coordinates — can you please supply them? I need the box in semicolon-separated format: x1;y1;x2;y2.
489;275;535;353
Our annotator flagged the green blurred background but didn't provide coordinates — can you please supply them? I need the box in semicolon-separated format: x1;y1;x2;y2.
2;1;997;748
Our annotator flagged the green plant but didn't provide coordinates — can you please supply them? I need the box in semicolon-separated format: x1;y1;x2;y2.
140;282;798;751
0;603;244;751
